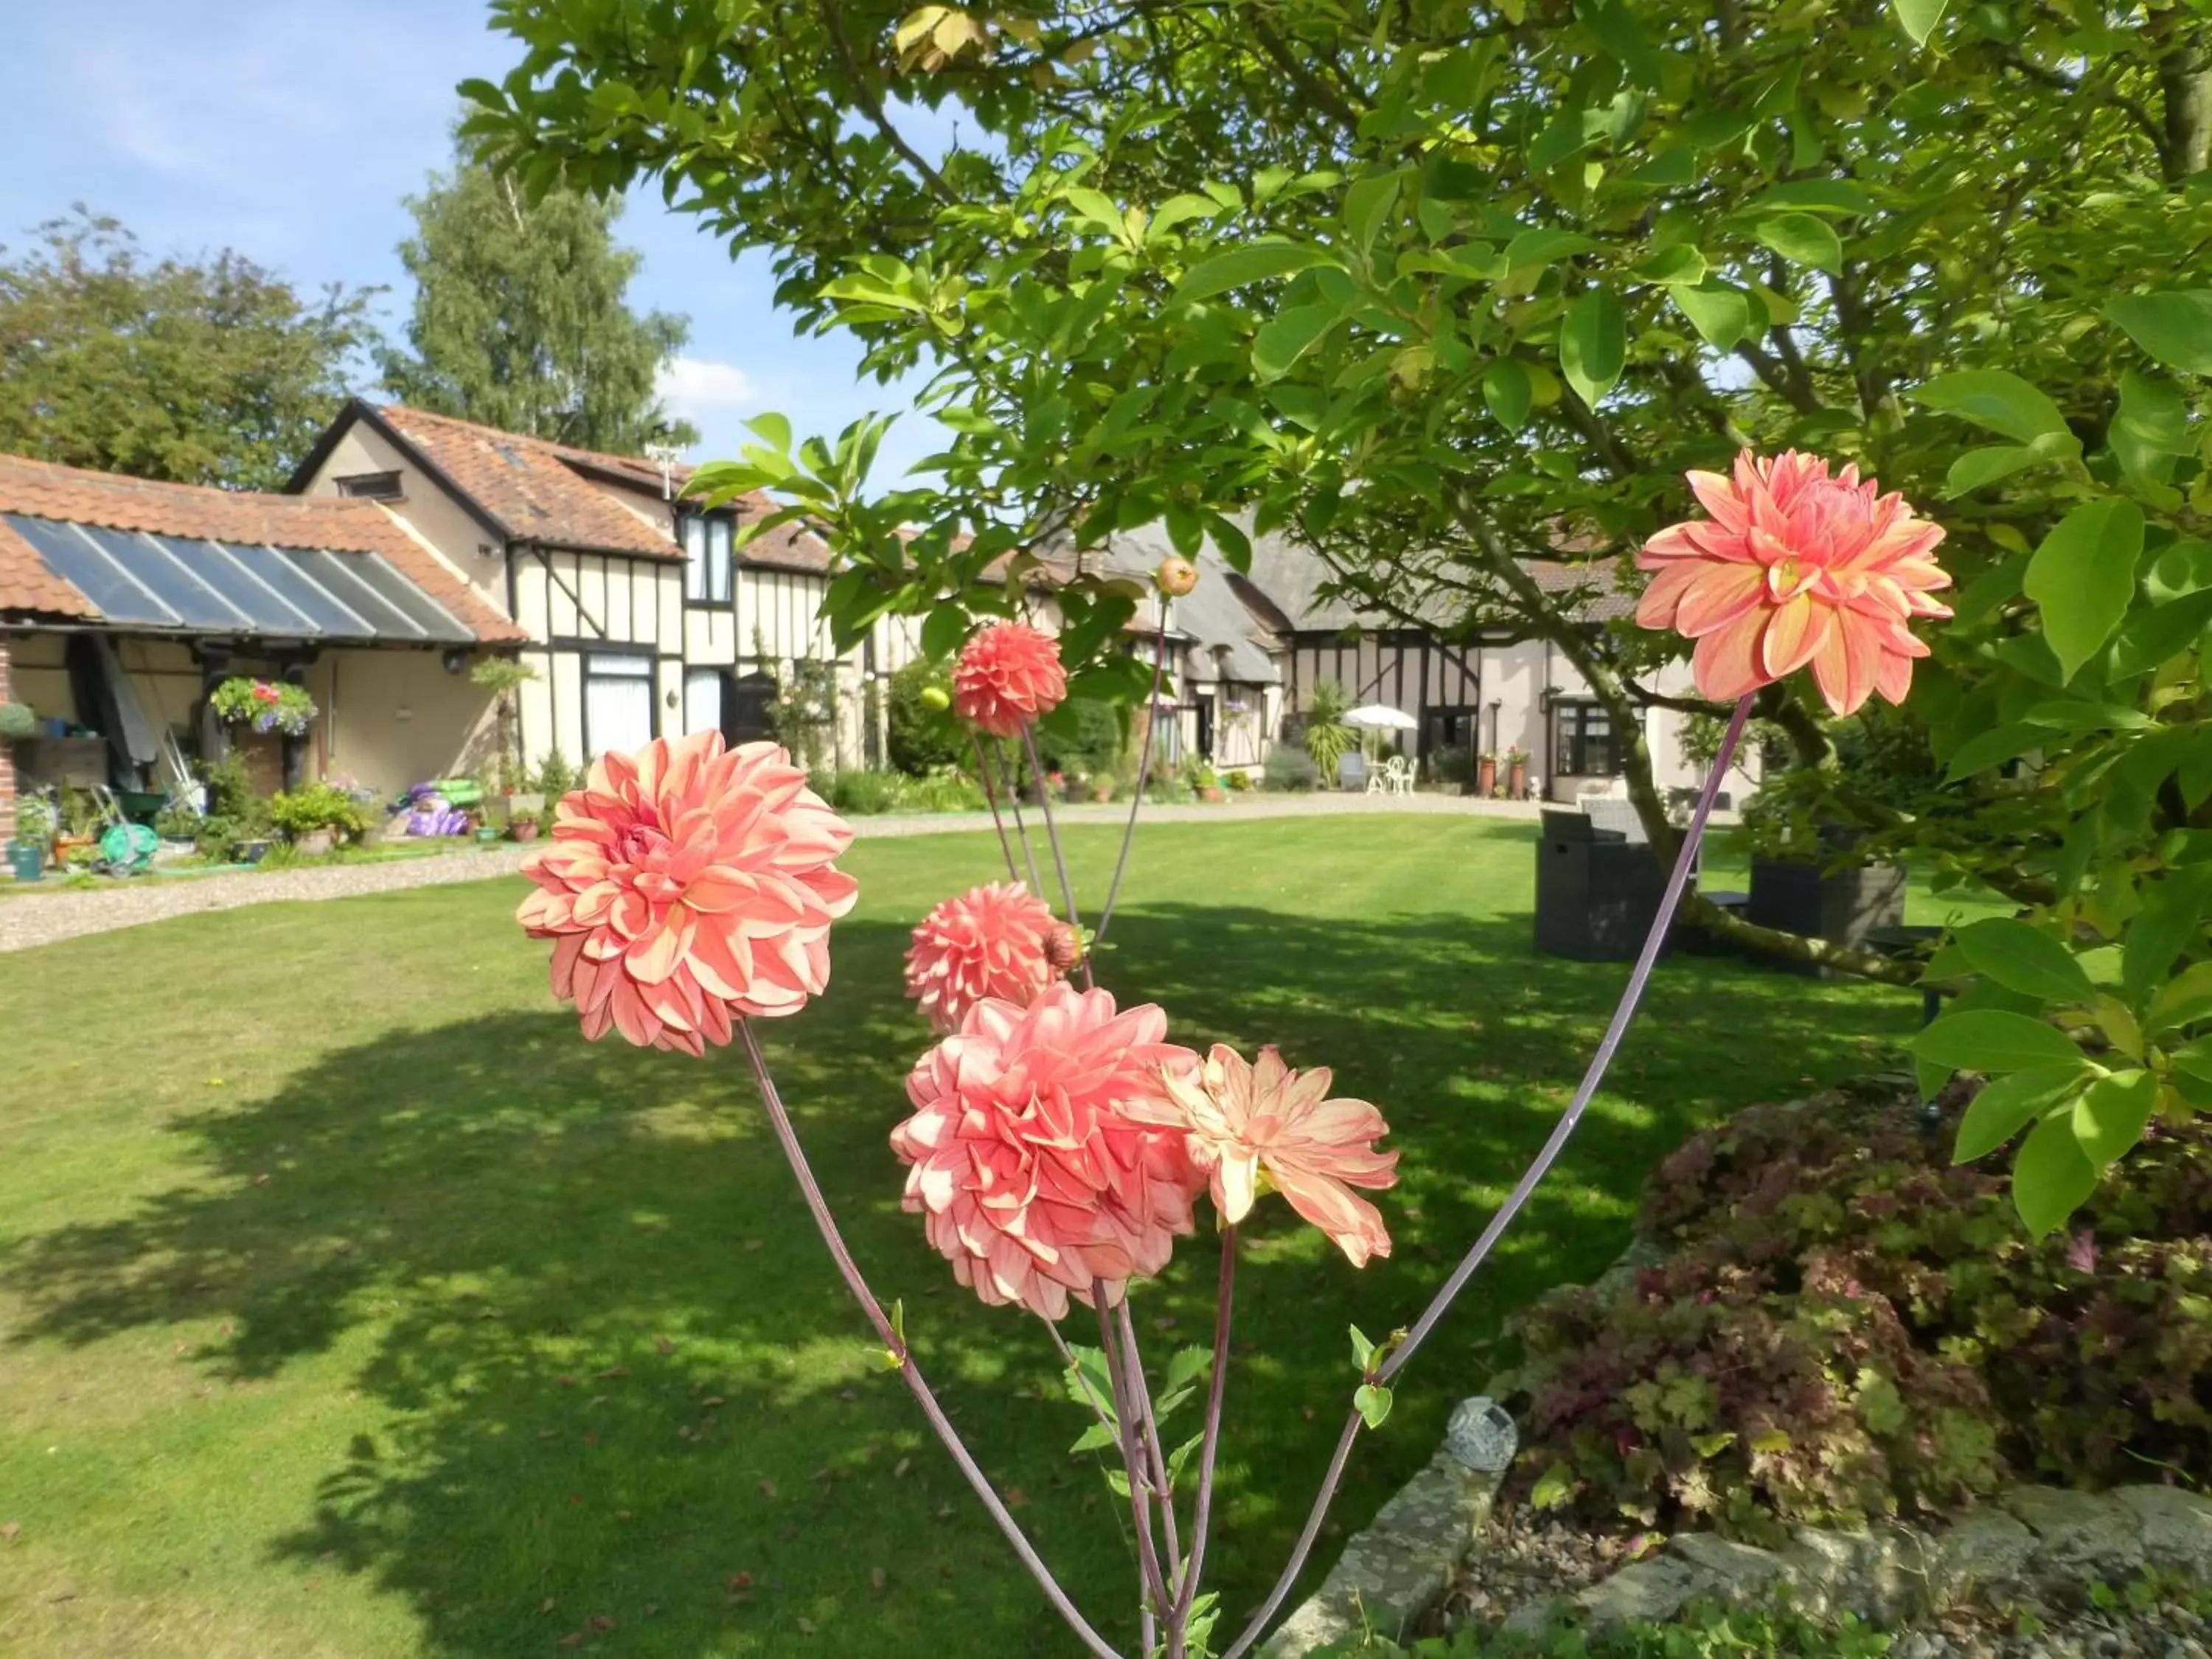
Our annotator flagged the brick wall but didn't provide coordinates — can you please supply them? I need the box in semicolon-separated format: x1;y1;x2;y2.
0;634;15;844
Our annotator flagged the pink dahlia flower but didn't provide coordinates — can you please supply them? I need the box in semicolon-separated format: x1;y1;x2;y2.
515;731;857;1054
904;880;1066;1033
1636;451;1952;717
1133;1044;1398;1267
952;621;1067;737
891;984;1204;1320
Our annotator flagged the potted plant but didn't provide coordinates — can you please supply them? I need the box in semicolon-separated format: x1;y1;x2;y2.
534;750;577;837
209;676;318;737
1506;745;1530;800
268;782;368;858
1475;751;1498;796
7;795;53;881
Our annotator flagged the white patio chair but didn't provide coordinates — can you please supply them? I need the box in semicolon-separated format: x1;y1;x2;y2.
1384;754;1414;796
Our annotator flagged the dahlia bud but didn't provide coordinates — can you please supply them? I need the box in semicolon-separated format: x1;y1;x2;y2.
1044;922;1084;972
1155;555;1199;597
919;684;951;712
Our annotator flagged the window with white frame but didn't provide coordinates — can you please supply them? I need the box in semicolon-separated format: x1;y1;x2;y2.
681;512;732;605
584;653;655;758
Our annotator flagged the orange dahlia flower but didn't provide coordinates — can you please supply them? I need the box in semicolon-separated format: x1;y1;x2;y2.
1132;1044;1397;1267
515;731;857;1054
952;621;1068;737
904;880;1068;1033
1636;451;1951;717
891;984;1204;1321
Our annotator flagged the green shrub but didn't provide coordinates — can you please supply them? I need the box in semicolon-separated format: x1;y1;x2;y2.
534;750;577;833
888;660;964;775
1500;1084;2212;1542
1264;747;1318;791
268;783;369;841
815;767;987;815
0;702;37;741
1312;1601;1893;1658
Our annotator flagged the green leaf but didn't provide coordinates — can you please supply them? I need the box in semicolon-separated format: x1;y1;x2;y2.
1911;1009;2082;1074
1342;170;1408;257
1953;1064;2087;1164
1669;282;1751;351
1911;369;2070;445
2109;587;2212;681
1166;1346;1212;1395
2024;498;2146;683
1559;288;1626;408
1942;722;2044;781
1891;0;1948;45
2112;370;2194;491
1954;918;2096;1004
1349;1325;1376;1371
1942;445;2045;498
1530;1460;1576;1510
2148;959;2212;1034
1915;1052;1952;1104
2149;538;2212;602
920;603;968;661
1575;0;1661;86
2126;870;2212;1004
1175;242;1340;302
2072;1068;2157;1167
1354;1382;1394;1430
2013;1115;2099;1238
1484;358;1534;430
2105;291;2212;377
1503;229;1600;273
1253;301;1340;380
1069;1421;1121;1454
1752;212;1843;275
742;411;793;454
1632;245;1706;285
1744;181;1877;218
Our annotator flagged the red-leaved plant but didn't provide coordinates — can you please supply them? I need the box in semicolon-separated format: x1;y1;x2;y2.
513;455;1946;1658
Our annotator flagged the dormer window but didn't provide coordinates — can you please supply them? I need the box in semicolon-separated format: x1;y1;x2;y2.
335;471;403;501
682;510;733;605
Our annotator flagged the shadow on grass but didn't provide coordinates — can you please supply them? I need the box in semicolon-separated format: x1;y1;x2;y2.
1;903;1918;1657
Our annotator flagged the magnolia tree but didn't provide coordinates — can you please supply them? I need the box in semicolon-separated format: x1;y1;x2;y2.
479;0;2212;1649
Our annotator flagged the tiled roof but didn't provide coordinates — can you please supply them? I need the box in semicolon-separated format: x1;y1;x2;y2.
0;453;524;641
377;406;689;559
367;405;835;576
1523;558;1636;623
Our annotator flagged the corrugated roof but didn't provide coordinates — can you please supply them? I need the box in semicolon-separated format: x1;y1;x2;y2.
0;453;523;641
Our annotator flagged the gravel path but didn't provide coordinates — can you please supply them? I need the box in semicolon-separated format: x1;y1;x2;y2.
0;794;1552;953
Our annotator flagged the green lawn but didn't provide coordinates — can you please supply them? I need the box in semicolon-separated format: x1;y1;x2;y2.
0;817;1979;1658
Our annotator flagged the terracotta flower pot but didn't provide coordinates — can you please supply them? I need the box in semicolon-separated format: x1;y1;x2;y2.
1476;757;1498;796
511;818;541;843
295;827;335;858
1508;757;1529;799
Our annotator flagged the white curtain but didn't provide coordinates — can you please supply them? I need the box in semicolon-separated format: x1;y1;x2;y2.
585;656;655;759
684;668;724;737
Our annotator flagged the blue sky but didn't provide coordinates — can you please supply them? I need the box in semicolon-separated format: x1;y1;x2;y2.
0;0;939;481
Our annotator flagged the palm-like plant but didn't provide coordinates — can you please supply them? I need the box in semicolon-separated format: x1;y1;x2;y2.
1299;679;1358;784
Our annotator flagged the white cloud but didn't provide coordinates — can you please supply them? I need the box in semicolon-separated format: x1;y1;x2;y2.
657;356;759;417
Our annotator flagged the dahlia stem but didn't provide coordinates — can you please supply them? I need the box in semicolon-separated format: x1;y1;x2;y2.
1171;1225;1237;1646
1021;721;1095;990
1093;594;1169;949
1116;1297;1183;1599
738;1025;1124;1659
992;737;1051;901
967;731;1022;886
1096;1284;1172;1644
1220;694;1753;1659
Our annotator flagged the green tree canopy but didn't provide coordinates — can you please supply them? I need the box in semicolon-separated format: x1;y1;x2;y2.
472;3;2212;1224
380;142;697;454
0;209;375;490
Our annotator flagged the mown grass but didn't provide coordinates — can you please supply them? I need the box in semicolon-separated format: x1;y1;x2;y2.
0;816;1985;1658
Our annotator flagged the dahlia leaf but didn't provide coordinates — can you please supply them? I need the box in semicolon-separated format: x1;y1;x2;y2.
1354;1382;1394;1430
